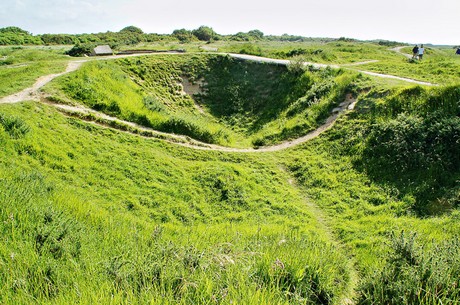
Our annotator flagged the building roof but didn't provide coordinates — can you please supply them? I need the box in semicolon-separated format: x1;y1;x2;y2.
92;45;113;55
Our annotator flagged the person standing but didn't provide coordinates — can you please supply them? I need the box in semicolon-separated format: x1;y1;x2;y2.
418;44;425;60
456;48;460;55
412;45;419;59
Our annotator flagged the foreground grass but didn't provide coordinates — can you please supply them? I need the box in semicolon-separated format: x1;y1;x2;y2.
0;102;351;304
1;45;459;304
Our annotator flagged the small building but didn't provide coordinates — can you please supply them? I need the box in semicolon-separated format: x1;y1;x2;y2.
91;45;113;56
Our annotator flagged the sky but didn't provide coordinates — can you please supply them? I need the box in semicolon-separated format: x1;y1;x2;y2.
1;0;459;45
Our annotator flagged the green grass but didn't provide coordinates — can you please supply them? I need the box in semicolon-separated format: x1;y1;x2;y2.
198;41;460;84
0;102;352;304
203;41;400;64
1;44;460;304
348;46;460;84
0;47;68;97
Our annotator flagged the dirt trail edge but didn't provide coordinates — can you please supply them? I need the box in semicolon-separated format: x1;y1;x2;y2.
0;56;355;153
46;94;356;153
228;53;436;86
0;61;84;104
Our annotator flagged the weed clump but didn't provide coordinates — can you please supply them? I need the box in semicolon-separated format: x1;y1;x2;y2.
0;113;31;138
359;231;460;305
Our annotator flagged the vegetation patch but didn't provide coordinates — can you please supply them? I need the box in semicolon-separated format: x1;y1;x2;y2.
359;231;460;304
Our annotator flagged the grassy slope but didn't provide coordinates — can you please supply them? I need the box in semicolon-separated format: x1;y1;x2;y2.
278;82;460;303
0;47;68;98
0;102;351;304
210;41;398;64
202;41;460;84
46;54;357;148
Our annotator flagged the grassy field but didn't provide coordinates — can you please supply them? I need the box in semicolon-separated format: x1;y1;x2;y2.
1;42;459;304
0;47;69;98
199;41;460;84
351;46;460;84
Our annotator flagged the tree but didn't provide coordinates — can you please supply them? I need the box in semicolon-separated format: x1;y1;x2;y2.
192;26;217;42
0;27;42;45
172;29;194;43
230;32;250;41
0;26;30;35
119;26;144;34
248;29;264;40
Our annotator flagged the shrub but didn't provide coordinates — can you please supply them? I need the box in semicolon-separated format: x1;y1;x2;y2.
0;113;31;139
361;112;460;213
65;43;95;57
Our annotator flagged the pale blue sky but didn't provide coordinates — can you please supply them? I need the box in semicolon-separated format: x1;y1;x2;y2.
1;0;459;45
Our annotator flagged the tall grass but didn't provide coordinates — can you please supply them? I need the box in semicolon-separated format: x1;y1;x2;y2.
0;102;352;304
359;231;460;304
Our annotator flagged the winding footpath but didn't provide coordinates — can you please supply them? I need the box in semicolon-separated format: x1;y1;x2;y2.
0;50;435;153
229;53;436;86
44;94;356;153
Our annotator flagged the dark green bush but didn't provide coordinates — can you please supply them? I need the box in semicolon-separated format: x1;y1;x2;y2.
362;112;460;213
355;85;460;214
66;44;93;57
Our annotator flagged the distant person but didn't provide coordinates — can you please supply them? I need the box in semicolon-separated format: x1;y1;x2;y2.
412;45;419;59
456;48;460;55
418;44;425;60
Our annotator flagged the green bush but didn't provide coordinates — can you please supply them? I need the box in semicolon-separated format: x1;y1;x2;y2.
65;43;95;57
352;85;460;214
361;112;460;213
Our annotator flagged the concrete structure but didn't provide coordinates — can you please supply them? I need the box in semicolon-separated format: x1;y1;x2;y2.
91;45;113;56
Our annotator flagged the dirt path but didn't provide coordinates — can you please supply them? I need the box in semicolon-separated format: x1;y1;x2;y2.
0;61;84;104
229;53;436;86
390;46;412;59
0;50;435;105
44;94;356;153
0;50;433;152
0;54;357;153
354;69;435;86
0;52;184;104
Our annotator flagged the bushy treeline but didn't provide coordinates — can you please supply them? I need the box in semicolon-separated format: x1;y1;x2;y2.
0;26;43;45
0;26;174;46
0;25;263;46
0;25;372;47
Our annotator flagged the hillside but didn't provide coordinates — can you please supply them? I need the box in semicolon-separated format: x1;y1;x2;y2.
1;41;460;304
